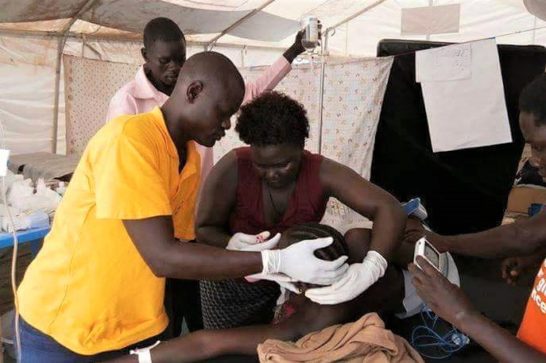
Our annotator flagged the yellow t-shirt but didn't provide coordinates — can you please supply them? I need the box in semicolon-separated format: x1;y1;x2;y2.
17;107;201;355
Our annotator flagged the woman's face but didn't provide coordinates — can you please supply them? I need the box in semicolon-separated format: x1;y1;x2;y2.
250;143;303;189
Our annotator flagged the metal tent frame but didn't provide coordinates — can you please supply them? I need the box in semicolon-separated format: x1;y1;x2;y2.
0;0;388;153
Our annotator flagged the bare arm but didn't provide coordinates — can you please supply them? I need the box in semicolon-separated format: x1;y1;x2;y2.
107;294;352;363
242;32;304;103
428;211;546;258
320;158;406;260
459;313;546;363
195;150;238;247
123;216;261;280
410;257;546;363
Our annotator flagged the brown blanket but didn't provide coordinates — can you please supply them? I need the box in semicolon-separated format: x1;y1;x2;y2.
258;313;424;363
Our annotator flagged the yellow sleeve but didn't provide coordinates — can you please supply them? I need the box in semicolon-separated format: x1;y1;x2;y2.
94;128;172;220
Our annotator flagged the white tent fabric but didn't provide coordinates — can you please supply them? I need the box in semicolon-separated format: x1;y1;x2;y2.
1;0;546;155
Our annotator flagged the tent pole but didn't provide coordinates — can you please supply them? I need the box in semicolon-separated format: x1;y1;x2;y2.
0;29;289;52
51;37;65;154
51;0;102;153
533;16;538;44
426;0;433;41
317;30;330;155
207;0;276;50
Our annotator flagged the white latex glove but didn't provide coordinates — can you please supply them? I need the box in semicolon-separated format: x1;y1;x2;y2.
261;237;348;286
227;231;280;252
305;250;387;305
245;272;301;294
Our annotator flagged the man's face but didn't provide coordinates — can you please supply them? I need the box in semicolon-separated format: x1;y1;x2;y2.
143;39;186;88
250;144;303;189
519;111;546;179
188;85;241;147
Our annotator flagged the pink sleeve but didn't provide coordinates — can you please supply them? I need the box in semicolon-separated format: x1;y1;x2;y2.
105;89;138;123
242;56;292;104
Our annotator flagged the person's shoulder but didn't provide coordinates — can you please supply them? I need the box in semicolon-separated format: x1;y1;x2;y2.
234;146;251;160
111;79;139;104
120;111;161;140
317;156;351;184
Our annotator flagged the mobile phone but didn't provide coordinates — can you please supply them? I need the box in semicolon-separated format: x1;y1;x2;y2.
414;237;447;274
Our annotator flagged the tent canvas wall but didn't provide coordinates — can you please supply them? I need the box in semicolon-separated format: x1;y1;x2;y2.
2;0;546;155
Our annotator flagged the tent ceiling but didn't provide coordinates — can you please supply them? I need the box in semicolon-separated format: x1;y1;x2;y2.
0;0;301;42
1;0;546;52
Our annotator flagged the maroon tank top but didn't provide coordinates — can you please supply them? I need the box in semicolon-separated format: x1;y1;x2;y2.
229;147;328;236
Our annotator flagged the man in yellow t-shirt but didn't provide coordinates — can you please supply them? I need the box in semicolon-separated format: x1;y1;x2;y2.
17;52;348;362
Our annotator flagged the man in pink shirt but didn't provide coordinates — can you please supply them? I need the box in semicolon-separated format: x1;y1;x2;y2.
106;17;307;181
106;17;308;338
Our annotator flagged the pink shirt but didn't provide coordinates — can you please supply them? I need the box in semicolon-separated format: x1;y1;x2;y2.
106;57;292;180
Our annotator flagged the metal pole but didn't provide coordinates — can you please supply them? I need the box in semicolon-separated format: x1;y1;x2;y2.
51;37;65;153
317;30;330;155
426;0;433;41
533;16;538;44
51;0;103;153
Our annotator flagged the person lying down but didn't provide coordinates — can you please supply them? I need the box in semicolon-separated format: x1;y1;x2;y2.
108;223;423;363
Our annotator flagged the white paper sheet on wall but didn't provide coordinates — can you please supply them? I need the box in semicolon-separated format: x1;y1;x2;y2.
416;42;471;82
416;39;512;153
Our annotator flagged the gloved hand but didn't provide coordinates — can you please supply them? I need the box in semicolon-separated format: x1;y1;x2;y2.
261;237;348;286
305;250;387;304
227;231;280;252
246;272;301;294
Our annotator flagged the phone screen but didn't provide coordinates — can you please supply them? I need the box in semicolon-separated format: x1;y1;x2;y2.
424;243;440;268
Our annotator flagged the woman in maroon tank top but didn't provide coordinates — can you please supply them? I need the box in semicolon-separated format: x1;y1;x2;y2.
197;92;406;329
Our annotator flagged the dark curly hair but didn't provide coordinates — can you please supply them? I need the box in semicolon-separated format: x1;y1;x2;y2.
235;91;309;147
520;73;546;126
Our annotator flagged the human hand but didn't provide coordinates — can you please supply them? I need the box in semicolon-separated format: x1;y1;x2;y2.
261;237;348;285
405;228;449;254
409;256;478;328
501;255;543;285
226;231;280;252
305;251;387;304
245;272;301;294
284;21;323;61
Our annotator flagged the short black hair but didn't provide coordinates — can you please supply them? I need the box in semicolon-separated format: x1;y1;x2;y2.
281;223;348;261
143;17;185;49
519;73;546;126
236;91;309;147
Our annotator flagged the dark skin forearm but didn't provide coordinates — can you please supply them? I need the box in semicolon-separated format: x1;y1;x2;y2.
368;203;407;259
410;257;546;363
195;225;231;248
321;158;406;260
429;211;546;258
196;151;238;247
107;321;297;363
283;46;301;64
283;31;306;63
123;217;262;280
457;312;546;363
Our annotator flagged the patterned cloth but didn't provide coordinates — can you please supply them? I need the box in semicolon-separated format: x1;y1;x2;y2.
63;55;138;155
200;279;280;329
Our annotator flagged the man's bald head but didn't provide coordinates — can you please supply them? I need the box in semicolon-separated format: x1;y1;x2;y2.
175;51;244;103
164;52;245;148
